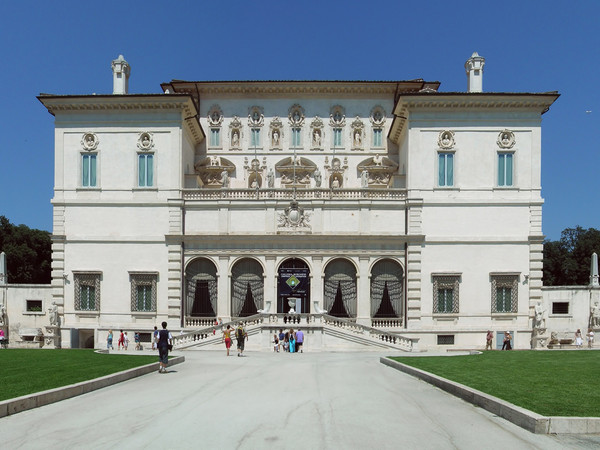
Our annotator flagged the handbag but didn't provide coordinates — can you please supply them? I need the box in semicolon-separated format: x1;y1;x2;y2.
168;344;173;351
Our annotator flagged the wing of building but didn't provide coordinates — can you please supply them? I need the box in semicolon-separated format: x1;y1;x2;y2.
34;54;561;351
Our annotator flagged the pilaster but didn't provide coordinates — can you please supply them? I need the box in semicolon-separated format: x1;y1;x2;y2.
217;256;231;321
357;256;371;325
406;243;422;329
265;256;276;313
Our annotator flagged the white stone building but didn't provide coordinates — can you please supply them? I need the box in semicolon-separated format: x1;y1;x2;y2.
29;53;565;350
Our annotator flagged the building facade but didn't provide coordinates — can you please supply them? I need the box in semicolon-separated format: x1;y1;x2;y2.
32;54;562;350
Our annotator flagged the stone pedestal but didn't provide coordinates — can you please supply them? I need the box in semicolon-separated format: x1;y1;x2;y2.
44;326;61;349
531;327;547;349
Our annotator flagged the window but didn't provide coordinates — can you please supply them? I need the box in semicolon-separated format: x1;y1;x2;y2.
26;300;42;312
138;153;154;187
210;129;220;147
498;152;513;186
437;335;455;345
251;128;260;147
373;129;383;147
552;302;569;314
82;153;97;187
291;128;301;147
333;128;342;147
432;274;460;314
491;274;518;313
438;152;454;187
74;272;101;311
130;273;157;312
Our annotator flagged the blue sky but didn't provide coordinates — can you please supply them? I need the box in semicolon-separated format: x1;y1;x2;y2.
0;0;598;240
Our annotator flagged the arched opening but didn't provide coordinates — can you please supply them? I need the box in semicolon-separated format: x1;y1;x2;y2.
371;259;403;319
231;258;264;317
324;258;357;318
277;258;310;313
184;258;218;319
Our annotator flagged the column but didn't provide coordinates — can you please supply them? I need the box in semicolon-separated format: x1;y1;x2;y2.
356;256;371;326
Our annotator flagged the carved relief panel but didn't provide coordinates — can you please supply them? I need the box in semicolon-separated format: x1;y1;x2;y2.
194;156;235;188
275;156;317;188
357;155;398;188
497;129;515;149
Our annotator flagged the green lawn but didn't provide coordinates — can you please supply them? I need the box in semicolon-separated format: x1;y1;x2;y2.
391;351;600;417
0;349;157;401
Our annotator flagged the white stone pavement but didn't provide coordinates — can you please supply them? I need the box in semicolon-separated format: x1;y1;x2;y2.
1;349;599;449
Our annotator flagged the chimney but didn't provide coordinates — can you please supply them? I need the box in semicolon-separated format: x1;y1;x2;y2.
465;52;485;93
111;55;130;95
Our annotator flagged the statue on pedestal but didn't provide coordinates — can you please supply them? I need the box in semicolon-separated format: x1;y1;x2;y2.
48;302;58;326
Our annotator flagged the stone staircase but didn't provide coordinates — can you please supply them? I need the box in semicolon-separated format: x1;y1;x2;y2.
172;313;418;352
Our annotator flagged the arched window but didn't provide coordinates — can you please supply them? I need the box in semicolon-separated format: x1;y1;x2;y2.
324;259;357;318
231;258;264;317
185;258;218;317
370;259;403;318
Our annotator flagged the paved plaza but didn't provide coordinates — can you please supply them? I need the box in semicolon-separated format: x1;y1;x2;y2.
1;350;599;449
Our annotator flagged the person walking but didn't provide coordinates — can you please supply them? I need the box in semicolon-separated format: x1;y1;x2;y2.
123;332;129;350
152;326;158;350
278;329;285;352
273;333;279;352
118;330;125;350
575;329;583;349
587;328;595;349
157;321;172;374
501;331;512;350
236;323;248;357
134;332;141;350
222;325;234;356
107;330;114;350
485;330;493;350
289;328;296;353
295;328;304;353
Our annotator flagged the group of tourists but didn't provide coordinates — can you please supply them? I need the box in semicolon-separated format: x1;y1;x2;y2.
575;328;595;349
273;328;304;353
106;329;144;351
222;323;249;356
484;330;512;350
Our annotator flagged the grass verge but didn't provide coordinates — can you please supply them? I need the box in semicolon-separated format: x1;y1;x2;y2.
0;349;157;401
391;351;600;417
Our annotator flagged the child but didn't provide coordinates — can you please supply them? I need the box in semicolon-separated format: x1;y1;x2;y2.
124;331;129;350
273;333;279;352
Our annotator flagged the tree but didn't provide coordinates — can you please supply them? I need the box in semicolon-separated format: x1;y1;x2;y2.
543;226;600;286
0;216;51;284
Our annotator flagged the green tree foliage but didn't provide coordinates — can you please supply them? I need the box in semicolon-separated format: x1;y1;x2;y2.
543;226;600;286
0;216;51;284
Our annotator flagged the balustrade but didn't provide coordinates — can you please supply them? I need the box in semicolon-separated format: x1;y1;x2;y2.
173;312;416;351
182;188;406;201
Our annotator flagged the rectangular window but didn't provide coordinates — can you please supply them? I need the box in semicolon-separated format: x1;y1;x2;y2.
130;273;157;312
373;129;383;147
333;128;342;147
251;128;260;147
26;300;43;312
437;335;455;345
491;274;518;313
552;302;569;314
438;153;454;187
82;154;97;187
138;153;154;187
498;153;513;186
292;128;301;147
210;129;220;147
74;272;101;311
432;274;460;314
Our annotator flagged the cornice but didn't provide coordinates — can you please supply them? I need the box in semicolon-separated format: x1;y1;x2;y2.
161;80;439;97
389;92;559;144
38;94;205;144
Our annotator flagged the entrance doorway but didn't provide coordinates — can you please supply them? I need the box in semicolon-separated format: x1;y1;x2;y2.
278;258;310;313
